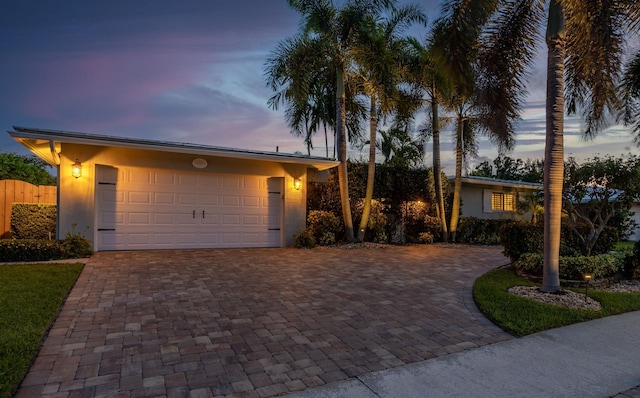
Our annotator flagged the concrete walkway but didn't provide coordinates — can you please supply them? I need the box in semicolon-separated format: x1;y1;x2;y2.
15;245;512;397
286;311;640;398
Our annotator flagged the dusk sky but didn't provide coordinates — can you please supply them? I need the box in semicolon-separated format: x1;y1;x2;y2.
1;1;637;173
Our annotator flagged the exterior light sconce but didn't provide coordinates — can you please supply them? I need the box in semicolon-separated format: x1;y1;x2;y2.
294;178;302;191
71;159;82;178
583;273;593;302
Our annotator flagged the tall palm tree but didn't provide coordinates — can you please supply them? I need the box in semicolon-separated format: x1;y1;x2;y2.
276;0;394;242
403;37;451;241
352;5;426;241
477;0;639;292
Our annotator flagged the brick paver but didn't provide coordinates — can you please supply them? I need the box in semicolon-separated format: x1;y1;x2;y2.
15;244;513;397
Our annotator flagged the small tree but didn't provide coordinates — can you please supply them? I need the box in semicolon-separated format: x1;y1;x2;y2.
563;155;640;256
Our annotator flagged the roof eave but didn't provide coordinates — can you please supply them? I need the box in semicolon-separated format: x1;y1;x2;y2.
9;128;339;171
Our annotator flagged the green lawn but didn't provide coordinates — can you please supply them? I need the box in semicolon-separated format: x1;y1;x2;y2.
0;263;84;398
474;267;640;337
615;241;636;250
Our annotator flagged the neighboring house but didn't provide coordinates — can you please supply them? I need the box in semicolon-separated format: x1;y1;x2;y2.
453;176;543;221
630;202;640;242
9;127;338;251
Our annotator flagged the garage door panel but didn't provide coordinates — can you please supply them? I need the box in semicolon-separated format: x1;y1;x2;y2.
177;193;198;205
154;171;175;185
223;177;241;189
179;174;198;186
154;192;175;204
96;166;282;250
128;191;151;204
153;213;175;224
200;195;219;205
223;196;240;207
128;170;152;184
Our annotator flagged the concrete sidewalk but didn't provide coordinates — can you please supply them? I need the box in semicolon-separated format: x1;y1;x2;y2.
286;311;640;398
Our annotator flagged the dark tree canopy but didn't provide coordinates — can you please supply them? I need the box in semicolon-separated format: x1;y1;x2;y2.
0;152;56;186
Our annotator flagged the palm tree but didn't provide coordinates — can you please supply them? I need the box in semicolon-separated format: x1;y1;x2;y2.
352;5;426;241
266;34;337;157
274;0;394;242
403;37;451;241
477;0;639;292
377;126;424;168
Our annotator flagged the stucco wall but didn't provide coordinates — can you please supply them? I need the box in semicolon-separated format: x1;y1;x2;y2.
58;143;310;249
630;204;640;242
458;183;535;221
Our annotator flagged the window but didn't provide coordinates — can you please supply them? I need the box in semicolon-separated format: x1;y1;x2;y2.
491;192;516;211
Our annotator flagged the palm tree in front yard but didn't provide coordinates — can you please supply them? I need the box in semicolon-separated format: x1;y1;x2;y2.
477;0;639;292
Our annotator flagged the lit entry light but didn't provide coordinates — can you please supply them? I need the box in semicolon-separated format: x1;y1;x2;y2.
294;178;302;190
72;159;82;178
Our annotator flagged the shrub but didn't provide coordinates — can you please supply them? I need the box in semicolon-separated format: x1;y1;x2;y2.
513;252;626;280
294;229;316;248
499;221;619;262
307;210;341;245
455;217;513;246
60;230;93;258
363;200;388;243
418;232;434;244
0;239;63;262
624;241;640;279
10;203;56;240
499;221;543;262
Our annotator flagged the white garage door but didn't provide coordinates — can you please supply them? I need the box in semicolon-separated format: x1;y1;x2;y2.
95;165;283;250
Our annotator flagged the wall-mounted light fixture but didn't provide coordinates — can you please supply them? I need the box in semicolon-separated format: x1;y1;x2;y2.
71;159;82;178
294;177;302;191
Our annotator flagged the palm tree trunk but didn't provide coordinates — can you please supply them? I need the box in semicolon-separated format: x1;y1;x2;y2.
541;0;565;293
336;66;355;242
449;117;463;242
358;94;377;241
432;89;448;241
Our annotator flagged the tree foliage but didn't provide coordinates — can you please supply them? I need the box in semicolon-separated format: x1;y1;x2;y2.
0;152;56;186
563;154;640;256
470;155;544;183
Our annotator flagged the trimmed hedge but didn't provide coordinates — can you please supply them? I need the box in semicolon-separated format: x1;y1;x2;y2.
10;203;56;240
0;240;63;262
499;221;619;262
513;252;626;280
0;234;93;262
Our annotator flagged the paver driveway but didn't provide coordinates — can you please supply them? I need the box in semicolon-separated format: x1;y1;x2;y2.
16;244;513;398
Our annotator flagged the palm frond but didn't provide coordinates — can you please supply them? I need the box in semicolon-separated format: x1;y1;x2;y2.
619;49;640;146
476;0;544;150
564;0;628;137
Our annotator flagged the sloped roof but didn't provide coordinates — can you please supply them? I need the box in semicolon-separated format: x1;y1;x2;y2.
9;126;339;171
457;175;543;190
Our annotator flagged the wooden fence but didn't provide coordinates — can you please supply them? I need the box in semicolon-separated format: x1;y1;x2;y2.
0;180;57;238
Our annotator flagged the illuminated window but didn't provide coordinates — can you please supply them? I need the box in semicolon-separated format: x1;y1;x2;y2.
491;192;516;211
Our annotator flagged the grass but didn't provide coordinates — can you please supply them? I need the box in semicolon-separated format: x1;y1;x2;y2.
473;267;640;337
615;241;635;250
0;263;84;398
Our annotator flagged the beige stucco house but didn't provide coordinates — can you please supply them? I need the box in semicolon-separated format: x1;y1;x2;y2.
9;127;338;251
454;176;543;220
